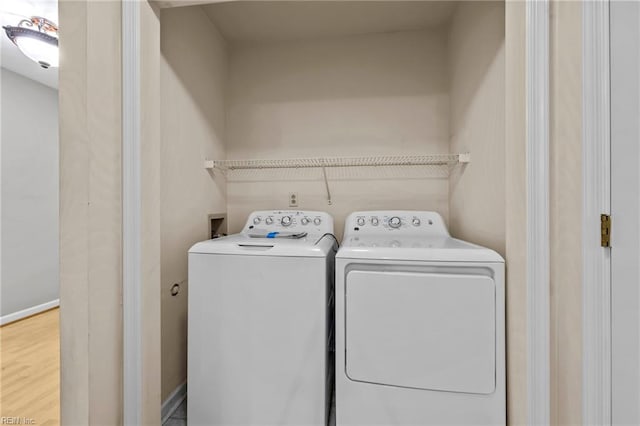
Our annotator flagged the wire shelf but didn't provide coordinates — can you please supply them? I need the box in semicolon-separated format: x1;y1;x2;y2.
204;153;470;205
205;153;470;172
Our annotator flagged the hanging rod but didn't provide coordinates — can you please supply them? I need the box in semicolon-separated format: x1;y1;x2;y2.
204;153;470;172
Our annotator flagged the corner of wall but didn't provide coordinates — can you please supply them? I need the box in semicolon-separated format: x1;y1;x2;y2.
159;5;229;402
505;1;528;424
447;1;506;256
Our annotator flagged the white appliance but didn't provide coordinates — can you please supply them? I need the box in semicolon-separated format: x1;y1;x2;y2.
188;210;337;426
335;211;505;425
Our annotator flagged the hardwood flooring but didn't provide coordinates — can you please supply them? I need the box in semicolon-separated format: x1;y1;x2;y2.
0;308;60;425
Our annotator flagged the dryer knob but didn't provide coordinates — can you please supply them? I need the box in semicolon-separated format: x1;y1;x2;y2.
371;217;379;226
313;217;322;226
412;218;421;227
265;216;274;225
281;216;292;227
301;217;310;225
253;216;262;225
389;216;402;228
357;217;365;226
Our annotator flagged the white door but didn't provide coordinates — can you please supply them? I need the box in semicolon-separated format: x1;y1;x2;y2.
611;2;640;423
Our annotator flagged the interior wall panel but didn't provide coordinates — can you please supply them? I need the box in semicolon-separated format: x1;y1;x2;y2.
0;69;59;318
59;0;123;423
505;1;528;424
160;5;228;401
448;1;506;256
141;1;162;423
226;29;450;239
549;2;583;424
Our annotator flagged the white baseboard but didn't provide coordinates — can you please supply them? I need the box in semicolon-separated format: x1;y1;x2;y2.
0;299;60;326
161;381;187;423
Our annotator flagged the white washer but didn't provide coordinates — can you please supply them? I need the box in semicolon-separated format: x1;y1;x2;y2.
188;210;337;426
336;211;505;425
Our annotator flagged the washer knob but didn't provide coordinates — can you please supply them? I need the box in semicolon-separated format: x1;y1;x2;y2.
313;217;322;226
265;216;274;225
389;216;402;228
371;217;379;226
301;217;310;225
281;216;292;227
412;218;421;227
357;217;365;226
253;216;262;224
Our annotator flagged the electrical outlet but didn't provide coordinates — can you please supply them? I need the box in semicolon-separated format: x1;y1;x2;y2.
289;192;298;207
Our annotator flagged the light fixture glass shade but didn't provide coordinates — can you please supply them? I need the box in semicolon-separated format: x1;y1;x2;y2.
3;17;59;69
13;32;59;68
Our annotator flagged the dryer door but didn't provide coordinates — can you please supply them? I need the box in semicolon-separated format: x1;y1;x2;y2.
345;270;495;394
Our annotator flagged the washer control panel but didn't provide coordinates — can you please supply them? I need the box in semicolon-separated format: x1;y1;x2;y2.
344;211;449;238
243;210;334;235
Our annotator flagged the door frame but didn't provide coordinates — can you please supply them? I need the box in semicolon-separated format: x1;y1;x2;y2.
582;0;612;424
526;0;551;424
122;0;143;425
119;0;555;422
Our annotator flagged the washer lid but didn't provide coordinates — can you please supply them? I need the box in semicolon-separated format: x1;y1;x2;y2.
189;233;335;257
337;236;504;262
345;270;496;394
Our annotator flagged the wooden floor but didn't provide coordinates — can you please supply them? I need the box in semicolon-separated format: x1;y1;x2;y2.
0;308;60;425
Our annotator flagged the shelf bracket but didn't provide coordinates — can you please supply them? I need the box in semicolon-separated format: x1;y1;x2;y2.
321;163;332;205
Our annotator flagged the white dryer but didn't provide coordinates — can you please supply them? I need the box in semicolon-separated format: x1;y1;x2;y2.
188;210;337;426
335;211;505;425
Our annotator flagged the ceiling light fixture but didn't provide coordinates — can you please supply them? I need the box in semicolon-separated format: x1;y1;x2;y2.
3;16;58;69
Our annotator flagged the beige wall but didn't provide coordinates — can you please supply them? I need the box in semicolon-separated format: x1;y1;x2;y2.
160;5;228;401
504;1;527;424
448;1;505;256
550;1;582;425
59;0;123;423
141;1;162;423
225;29;450;239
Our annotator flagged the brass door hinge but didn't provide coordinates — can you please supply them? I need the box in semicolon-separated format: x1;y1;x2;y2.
601;214;611;247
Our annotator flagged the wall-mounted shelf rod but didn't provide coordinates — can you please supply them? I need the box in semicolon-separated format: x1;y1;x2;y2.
203;153;470;206
204;153;470;172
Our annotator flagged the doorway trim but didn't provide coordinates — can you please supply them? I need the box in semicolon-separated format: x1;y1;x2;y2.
526;1;551;424
582;1;612;424
122;0;142;424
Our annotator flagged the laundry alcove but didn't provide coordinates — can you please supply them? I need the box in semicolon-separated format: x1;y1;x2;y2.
157;0;506;419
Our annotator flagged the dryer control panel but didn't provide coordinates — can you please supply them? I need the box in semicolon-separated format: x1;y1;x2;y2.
344;211;449;238
242;210;334;235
